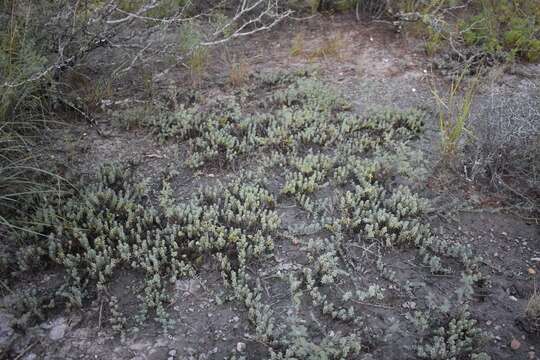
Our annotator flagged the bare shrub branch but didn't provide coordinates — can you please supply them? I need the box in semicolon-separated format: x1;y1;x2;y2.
1;0;291;89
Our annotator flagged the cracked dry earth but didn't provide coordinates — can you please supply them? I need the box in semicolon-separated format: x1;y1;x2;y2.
1;15;539;360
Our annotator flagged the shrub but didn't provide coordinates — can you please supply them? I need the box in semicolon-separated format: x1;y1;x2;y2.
459;0;540;62
462;88;540;212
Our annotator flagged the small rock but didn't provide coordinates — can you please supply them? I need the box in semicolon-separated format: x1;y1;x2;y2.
529;351;535;359
237;342;246;353
169;349;177;357
528;268;536;275
511;339;522;350
49;319;68;341
402;301;416;310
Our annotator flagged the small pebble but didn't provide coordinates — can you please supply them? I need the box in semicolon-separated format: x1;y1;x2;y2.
511;339;522;351
237;342;246;353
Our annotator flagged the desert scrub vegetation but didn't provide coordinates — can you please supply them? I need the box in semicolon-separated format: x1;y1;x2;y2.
459;0;540;62
142;71;423;169
11;165;280;328
343;0;540;74
461;84;540;214
0;0;292;230
411;308;490;359
296;0;540;67
429;62;539;214
3;68;492;358
3;1;526;357
0;0;66;231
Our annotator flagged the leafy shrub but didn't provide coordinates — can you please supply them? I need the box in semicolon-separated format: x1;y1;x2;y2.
459;0;540;62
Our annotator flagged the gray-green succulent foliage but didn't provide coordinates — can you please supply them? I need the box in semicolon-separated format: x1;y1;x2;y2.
10;70;489;358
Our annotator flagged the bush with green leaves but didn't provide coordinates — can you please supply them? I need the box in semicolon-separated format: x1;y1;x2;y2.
459;0;540;62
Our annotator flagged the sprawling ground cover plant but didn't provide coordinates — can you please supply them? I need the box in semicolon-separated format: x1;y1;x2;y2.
7;71;490;358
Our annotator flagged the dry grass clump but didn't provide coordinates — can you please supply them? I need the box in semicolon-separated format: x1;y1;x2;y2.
526;290;540;332
309;34;345;60
431;71;478;157
229;60;250;87
290;33;306;57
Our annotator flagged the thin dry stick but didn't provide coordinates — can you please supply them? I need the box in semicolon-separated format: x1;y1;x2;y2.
98;298;104;329
14;342;38;360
